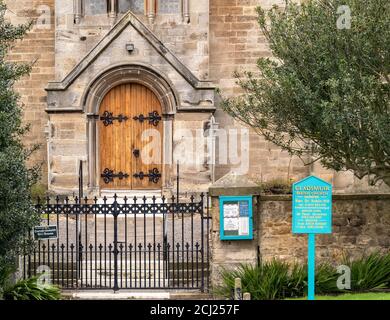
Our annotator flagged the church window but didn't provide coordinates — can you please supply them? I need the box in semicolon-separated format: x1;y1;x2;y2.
84;0;108;15
118;0;145;14
158;0;180;14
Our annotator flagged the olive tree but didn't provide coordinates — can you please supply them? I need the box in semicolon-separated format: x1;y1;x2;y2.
222;0;390;186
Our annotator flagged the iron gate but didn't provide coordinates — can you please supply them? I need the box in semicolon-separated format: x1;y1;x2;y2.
21;194;210;291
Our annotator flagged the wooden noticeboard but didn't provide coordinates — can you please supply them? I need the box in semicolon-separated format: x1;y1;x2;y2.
219;196;253;240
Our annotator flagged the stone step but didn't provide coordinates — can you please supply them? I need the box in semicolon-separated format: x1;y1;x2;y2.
65;291;171;300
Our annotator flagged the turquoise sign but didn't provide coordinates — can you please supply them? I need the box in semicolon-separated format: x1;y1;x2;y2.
292;175;332;234
292;175;332;301
219;196;253;240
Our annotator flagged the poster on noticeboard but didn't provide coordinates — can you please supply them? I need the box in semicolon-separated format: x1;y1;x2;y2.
219;196;253;240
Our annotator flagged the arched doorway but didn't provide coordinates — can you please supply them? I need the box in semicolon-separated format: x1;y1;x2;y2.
99;83;163;190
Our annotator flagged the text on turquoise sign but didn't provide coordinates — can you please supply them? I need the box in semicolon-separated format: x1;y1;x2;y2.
292;176;332;234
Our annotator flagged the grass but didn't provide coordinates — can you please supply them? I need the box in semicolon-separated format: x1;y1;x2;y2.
288;292;390;300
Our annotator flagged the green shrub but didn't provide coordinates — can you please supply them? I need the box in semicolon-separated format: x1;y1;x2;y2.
30;183;47;201
2;276;61;300
0;2;41;288
285;263;306;298
215;260;292;300
343;251;390;291
315;263;339;294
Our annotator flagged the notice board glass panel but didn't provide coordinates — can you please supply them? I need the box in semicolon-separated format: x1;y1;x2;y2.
219;196;253;240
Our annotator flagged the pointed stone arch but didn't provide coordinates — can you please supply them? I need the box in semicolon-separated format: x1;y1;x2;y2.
83;63;179;116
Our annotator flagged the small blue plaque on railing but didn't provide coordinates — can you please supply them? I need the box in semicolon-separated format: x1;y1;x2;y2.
34;225;58;240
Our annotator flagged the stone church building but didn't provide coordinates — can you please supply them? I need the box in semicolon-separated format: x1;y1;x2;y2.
5;0;388;197
6;2;390;293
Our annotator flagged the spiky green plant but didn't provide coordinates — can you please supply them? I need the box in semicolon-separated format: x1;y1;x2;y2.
343;251;390;291
215;259;341;300
2;276;61;300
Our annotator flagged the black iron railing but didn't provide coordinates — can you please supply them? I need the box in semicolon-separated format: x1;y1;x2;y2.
22;194;210;291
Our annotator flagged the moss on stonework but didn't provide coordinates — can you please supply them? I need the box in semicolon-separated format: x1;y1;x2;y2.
257;179;293;195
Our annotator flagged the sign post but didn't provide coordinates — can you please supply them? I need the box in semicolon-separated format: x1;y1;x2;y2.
292;176;332;300
308;233;316;300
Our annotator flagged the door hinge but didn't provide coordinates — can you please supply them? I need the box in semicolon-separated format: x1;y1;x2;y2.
100;111;129;126
101;168;129;184
133;168;162;184
133;111;162;126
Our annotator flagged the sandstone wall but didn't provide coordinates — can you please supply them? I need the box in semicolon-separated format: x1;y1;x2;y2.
54;1;209;81
258;194;390;263
209;191;390;287
209;0;389;193
5;0;55;186
209;0;307;184
5;0;389;194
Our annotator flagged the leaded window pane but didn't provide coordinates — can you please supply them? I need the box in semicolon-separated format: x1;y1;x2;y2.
158;0;180;14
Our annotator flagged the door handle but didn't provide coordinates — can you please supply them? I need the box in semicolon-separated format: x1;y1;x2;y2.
133;149;140;158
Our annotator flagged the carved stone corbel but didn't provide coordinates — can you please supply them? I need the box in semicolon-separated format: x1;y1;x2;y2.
74;0;83;24
182;0;190;23
147;0;156;24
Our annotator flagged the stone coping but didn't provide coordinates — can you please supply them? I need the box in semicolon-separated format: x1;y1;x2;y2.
209;186;262;196
209;186;390;201
258;194;390;201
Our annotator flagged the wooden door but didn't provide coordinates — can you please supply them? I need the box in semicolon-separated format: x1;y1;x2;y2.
99;83;163;190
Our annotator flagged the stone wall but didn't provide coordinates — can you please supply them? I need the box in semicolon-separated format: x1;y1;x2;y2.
209;0;390;193
47;113;87;195
45;7;215;195
5;0;389;195
5;0;55;185
209;186;390;287
209;0;307;184
54;1;209;81
258;194;390;263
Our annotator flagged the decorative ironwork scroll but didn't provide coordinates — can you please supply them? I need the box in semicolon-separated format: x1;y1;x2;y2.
132;111;162;126
100;111;129;126
133;168;162;184
101;168;129;184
